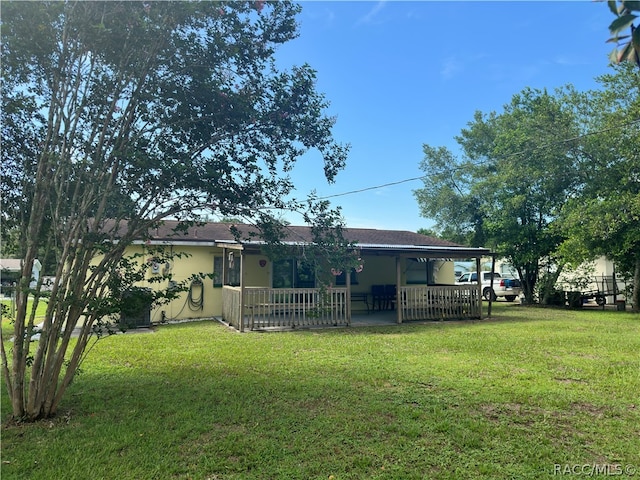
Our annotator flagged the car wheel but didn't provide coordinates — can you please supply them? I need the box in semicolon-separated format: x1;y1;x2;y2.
483;288;497;301
505;295;516;302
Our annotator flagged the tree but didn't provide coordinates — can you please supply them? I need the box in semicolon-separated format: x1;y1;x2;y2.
558;63;640;311
607;0;640;67
1;1;349;421
414;88;582;303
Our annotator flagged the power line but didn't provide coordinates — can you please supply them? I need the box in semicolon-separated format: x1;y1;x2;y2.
316;176;426;200
315;117;640;201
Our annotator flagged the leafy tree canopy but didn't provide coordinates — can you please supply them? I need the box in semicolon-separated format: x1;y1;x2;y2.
1;1;349;421
414;88;582;302
558;63;640;310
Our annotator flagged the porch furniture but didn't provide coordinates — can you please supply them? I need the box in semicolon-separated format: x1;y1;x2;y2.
371;285;386;311
384;284;396;310
350;292;370;313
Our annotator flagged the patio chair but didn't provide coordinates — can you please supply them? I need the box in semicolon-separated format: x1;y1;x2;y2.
371;285;385;311
384;284;396;310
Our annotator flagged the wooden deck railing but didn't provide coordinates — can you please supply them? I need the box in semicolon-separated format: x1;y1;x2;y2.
243;287;348;330
222;285;480;331
222;286;243;330
399;285;480;321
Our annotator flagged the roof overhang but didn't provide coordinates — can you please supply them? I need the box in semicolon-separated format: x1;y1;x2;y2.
132;239;491;259
357;245;491;259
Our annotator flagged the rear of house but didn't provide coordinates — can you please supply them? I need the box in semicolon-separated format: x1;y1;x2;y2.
119;222;492;330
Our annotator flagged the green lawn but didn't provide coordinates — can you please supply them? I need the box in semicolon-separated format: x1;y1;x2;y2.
1;297;49;342
2;304;639;479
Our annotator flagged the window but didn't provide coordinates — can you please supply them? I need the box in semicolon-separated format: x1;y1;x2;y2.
213;255;240;287
272;258;316;288
406;258;434;285
335;269;358;286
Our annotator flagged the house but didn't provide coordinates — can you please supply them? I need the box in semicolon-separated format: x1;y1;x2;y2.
123;222;492;331
1;258;42;296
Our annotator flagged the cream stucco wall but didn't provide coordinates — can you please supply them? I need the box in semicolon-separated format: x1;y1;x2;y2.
145;249;272;320
433;260;455;284
110;246;461;321
131;244;218;321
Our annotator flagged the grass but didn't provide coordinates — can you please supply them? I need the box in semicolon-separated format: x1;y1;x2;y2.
1;298;49;342
1;303;639;479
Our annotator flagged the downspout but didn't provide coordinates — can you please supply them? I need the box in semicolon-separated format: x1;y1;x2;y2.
396;256;402;324
222;247;227;325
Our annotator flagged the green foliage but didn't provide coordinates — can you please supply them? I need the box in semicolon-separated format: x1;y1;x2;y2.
415;88;580;302
607;0;640;66
1;1;349;421
558;64;640;310
416;68;639;310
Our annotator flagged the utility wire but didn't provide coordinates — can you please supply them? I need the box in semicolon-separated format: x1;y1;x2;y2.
316;176;426;200
206;116;640;242
314;117;640;201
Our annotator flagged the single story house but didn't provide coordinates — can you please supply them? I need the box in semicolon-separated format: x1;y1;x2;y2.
1;258;42;296
124;222;492;331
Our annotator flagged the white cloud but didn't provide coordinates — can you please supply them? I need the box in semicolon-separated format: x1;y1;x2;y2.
356;1;386;26
305;5;336;29
440;56;463;80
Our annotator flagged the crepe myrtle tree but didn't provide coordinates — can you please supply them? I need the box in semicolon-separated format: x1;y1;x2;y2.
0;1;349;421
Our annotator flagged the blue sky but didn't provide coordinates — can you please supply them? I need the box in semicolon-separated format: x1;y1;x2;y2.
271;1;615;232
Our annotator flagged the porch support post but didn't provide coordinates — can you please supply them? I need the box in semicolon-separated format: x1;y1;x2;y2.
346;265;351;326
396;256;402;324
488;255;496;318
239;250;245;332
476;256;482;319
222;247;227;286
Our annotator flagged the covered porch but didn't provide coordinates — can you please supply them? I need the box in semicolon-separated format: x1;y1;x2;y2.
220;244;491;331
222;284;482;331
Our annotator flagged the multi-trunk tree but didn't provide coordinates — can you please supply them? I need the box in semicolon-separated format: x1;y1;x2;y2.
1;1;349;421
